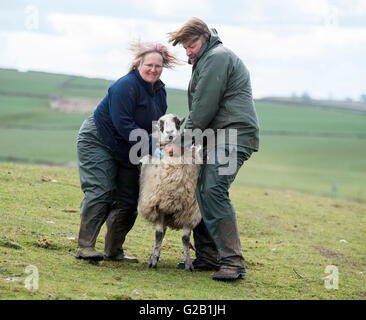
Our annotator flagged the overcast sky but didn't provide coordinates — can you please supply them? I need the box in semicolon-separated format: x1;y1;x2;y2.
1;0;365;100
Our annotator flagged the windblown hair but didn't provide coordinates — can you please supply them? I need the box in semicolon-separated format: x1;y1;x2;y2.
167;17;211;46
129;41;180;71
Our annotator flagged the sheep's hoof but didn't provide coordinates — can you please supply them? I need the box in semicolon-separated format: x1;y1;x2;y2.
148;262;157;269
185;264;195;272
148;255;159;269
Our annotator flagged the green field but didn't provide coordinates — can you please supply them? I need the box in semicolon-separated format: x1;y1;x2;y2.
0;163;365;299
0;68;366;202
1;68;366;301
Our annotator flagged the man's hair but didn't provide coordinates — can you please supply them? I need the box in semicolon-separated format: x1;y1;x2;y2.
167;17;211;46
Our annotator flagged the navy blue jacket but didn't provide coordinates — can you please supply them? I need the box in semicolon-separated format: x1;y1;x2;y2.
94;69;167;162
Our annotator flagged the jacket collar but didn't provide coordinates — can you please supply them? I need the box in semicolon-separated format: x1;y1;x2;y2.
189;28;222;66
132;68;165;96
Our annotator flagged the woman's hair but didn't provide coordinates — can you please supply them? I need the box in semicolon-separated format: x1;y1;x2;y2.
129;41;180;71
167;17;211;46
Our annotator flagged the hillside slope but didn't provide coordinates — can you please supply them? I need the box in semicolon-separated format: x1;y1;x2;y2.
0;163;365;300
1;68;366;202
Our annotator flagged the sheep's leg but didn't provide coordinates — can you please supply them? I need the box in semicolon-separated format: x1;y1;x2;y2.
148;222;166;269
182;227;194;272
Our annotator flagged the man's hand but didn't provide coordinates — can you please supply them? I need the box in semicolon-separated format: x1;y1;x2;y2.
167;144;184;157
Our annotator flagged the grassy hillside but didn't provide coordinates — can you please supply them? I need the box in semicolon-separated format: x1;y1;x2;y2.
0;68;366;202
0;163;365;300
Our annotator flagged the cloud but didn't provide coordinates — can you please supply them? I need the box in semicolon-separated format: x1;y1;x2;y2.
214;20;366;99
0;13;191;88
232;0;366;27
130;0;212;20
285;0;332;16
1;10;365;99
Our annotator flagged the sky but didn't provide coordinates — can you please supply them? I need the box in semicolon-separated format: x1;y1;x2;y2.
1;0;366;100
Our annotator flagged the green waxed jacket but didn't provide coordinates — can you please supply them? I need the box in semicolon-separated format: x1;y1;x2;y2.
183;28;259;151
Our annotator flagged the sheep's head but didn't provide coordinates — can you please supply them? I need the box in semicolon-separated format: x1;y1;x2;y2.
160;143;203;164
153;114;185;146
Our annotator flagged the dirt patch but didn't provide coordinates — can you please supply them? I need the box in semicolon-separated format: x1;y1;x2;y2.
0;238;24;250
313;246;348;259
50;97;99;114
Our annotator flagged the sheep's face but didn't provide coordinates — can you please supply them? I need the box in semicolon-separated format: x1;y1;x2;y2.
156;114;185;145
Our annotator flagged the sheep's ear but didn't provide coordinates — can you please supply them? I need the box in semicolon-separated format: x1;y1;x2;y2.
179;117;186;126
159;119;165;132
174;116;185;130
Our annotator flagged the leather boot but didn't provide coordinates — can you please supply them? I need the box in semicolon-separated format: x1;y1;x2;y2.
75;247;104;261
104;248;138;263
177;258;220;271
212;265;246;281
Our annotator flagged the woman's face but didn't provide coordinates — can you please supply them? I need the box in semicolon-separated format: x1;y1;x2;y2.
138;52;163;84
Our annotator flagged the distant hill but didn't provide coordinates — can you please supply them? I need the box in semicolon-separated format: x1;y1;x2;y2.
1;68;365;202
259;96;366;113
0;67;185;98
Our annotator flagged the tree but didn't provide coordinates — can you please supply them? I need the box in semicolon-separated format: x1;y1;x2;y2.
301;92;312;104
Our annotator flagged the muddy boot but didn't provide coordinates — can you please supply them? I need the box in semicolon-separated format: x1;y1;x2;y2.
75;247;104;261
176;258;220;271
212;265;246;281
191;219;221;268
104;248;138;263
104;205;138;260
76;202;109;260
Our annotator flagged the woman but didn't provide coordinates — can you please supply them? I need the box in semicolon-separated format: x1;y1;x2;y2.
75;42;179;261
168;18;259;281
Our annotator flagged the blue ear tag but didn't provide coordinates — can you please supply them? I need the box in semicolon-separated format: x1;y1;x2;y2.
153;148;163;159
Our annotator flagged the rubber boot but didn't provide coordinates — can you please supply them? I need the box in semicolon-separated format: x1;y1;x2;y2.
104;205;138;262
192;219;221;268
75;202;109;260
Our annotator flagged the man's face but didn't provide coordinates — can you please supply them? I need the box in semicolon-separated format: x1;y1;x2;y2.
183;38;203;64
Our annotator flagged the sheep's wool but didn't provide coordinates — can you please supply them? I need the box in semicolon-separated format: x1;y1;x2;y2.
138;145;202;230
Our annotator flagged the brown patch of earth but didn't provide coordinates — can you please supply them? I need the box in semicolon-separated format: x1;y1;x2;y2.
313;246;348;259
50;97;99;113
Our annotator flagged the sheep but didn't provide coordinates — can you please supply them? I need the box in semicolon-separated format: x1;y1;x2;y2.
138;113;202;271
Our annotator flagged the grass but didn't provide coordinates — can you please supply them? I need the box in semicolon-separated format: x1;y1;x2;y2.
1;93;366;202
0;68;112;98
240;135;366;202
257;101;366;135
0;67;365;202
0;128;79;164
0;163;365;300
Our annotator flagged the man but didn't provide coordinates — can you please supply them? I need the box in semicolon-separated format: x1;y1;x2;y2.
167;18;259;281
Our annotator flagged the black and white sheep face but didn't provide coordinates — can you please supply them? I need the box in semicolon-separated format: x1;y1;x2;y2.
156;114;185;145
